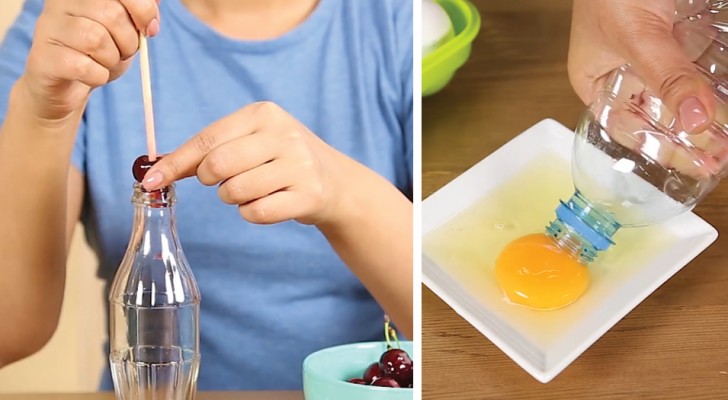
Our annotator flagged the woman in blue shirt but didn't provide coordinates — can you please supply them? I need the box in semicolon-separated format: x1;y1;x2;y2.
0;0;412;390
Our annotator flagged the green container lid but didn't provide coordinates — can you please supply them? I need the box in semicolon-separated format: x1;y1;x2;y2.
422;0;481;96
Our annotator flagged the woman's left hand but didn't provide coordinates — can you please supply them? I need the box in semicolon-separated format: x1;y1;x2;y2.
143;101;346;226
145;100;414;336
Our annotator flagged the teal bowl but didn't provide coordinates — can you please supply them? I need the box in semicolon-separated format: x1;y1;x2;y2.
303;341;414;400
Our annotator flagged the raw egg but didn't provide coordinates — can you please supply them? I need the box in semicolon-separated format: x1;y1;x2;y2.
494;233;589;310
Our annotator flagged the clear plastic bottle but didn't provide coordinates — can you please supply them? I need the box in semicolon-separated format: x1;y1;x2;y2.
109;183;201;400
548;0;728;263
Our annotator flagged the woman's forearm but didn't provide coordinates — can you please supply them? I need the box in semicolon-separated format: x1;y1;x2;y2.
318;157;413;338
0;80;82;367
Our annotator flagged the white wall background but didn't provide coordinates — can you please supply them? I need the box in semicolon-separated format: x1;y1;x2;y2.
0;0;106;393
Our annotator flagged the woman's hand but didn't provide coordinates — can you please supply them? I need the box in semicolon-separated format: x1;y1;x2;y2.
146;101;413;335
569;0;715;133
19;0;160;124
144;101;349;227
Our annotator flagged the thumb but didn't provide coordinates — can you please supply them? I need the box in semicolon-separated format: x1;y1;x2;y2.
141;151;198;191
619;25;715;133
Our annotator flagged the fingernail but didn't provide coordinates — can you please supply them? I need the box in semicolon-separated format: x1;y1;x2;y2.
146;18;160;37
143;170;164;191
679;97;709;133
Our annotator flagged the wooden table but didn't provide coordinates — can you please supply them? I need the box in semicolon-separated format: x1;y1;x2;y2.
422;1;728;399
0;393;301;400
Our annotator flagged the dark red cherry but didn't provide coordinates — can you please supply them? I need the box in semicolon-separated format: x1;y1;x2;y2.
363;362;383;384
347;378;367;385
371;376;400;388
132;155;160;182
380;348;413;387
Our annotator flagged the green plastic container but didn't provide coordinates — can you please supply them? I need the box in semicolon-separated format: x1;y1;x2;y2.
422;0;481;96
303;341;414;400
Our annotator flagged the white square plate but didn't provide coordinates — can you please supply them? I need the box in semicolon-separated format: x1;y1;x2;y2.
422;119;718;383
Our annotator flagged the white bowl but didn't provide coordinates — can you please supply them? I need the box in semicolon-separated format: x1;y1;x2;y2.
422;119;718;383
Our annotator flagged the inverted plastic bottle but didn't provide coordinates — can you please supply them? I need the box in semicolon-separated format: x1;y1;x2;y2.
109;182;201;400
496;0;728;309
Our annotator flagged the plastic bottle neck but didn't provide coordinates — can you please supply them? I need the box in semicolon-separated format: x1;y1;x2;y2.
132;182;176;208
545;191;621;265
128;183;180;258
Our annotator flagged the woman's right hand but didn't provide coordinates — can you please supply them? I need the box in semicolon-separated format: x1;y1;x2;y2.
569;0;715;133
19;0;160;124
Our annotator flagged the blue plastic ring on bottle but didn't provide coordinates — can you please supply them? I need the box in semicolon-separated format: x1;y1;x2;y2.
555;202;614;251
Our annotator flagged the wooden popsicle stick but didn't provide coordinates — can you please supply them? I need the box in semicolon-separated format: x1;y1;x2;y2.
139;32;157;162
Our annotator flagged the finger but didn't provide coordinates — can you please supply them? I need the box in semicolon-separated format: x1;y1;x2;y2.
143;125;246;190
616;22;716;133
671;121;728;178
675;0;710;21
238;191;319;225
667;143;721;179
40;44;110;88
108;57;134;82
67;0;141;59
144;103;276;190
118;0;160;36
672;19;714;62
50;16;120;70
218;160;293;205
567;0;624;105
197;134;280;186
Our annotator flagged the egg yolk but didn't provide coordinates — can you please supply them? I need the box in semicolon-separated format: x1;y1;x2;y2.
494;233;589;310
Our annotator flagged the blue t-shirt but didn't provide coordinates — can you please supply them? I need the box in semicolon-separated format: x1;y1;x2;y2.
0;0;412;390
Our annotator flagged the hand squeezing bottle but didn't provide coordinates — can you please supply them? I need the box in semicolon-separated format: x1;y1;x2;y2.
496;0;728;310
109;156;201;399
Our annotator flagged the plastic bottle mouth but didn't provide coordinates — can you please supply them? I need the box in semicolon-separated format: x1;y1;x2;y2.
132;182;176;207
546;191;621;264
